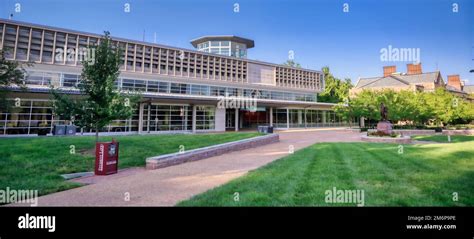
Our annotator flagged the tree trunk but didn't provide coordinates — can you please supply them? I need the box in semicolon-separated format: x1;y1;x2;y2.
95;127;99;142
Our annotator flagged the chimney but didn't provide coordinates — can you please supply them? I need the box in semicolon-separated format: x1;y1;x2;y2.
447;75;461;91
407;63;422;75
383;66;396;77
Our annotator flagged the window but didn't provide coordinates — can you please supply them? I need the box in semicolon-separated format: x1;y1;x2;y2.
62;74;80;87
145;105;192;131
170;83;189;94
210;86;226;96
134;80;146;92
191;85;210;96
25;72;45;86
195;106;215;130
122;79;135;91
272;109;288;128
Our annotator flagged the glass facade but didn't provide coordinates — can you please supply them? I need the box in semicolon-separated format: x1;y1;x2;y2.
143;105;192;132
272;108;355;128
197;41;247;58
195;106;215;130
0;99;139;135
272;109;288;128
23;70;318;102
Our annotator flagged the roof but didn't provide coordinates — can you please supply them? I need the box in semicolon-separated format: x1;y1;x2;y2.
355;72;441;89
464;85;474;94
190;35;255;48
445;85;465;94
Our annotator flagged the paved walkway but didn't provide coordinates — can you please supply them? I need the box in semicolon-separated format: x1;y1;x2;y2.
32;128;362;206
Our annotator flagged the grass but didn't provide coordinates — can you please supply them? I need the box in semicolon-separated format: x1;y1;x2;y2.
412;135;474;143
178;140;474;206
0;132;260;198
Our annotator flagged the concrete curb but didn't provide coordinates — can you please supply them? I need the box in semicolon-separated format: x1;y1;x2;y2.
443;130;474;135
361;135;412;144
146;134;280;170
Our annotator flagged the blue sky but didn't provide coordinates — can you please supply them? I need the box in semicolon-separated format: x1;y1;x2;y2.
1;0;473;84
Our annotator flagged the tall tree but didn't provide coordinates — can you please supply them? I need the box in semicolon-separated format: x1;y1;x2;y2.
319;66;353;103
52;32;140;142
283;60;301;68
0;49;27;111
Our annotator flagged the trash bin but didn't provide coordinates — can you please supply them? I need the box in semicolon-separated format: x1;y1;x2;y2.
267;126;274;133
95;139;119;175
66;125;76;136
257;125;273;134
53;125;66;135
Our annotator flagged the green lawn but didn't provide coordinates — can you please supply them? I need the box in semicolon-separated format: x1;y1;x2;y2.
412;135;474;143
178;140;474;206
0;132;260;198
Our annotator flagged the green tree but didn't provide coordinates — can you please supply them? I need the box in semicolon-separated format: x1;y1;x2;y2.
319;66;353;103
425;88;474;126
0;49;27;111
282;60;301;68
52;32;140;142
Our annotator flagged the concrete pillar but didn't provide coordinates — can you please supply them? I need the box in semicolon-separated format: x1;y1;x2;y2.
138;102;144;134
360;117;365;127
298;109;303;127
215;107;226;132
322;110;326;125
304;109;307;128
235;108;239;132
192;105;197;133
286;108;290;129
146;103;151;133
269;107;273;127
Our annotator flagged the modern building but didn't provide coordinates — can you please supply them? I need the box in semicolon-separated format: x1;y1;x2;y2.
0;19;351;136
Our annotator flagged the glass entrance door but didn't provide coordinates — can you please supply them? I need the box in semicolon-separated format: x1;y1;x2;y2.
225;109;236;130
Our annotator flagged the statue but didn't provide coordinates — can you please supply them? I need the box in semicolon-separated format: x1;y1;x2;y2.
376;102;392;134
380;103;388;122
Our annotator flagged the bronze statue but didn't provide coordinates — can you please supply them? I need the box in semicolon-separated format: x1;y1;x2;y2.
380;103;388;121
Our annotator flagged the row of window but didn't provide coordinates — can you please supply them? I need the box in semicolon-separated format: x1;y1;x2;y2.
0;23;252;84
273;109;356;128
0;99;216;135
24;71;318;102
0;22;322;90
275;67;322;90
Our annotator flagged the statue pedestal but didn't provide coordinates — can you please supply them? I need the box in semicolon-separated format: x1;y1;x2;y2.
377;121;393;134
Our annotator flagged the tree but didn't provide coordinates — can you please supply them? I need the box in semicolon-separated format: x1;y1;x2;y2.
334;87;474;128
283;60;301;68
318;66;353;103
52;32;140;142
425;88;473;126
0;49;27;111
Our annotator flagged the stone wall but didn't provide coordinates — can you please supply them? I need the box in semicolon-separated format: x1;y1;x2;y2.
443;130;474;135
146;134;279;170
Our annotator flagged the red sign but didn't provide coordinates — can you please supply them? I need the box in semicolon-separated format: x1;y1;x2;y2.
95;140;119;175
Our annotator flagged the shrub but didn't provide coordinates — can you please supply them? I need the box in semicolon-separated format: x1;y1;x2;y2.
367;131;399;138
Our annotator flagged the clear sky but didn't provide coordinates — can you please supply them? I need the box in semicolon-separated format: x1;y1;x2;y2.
1;0;473;84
